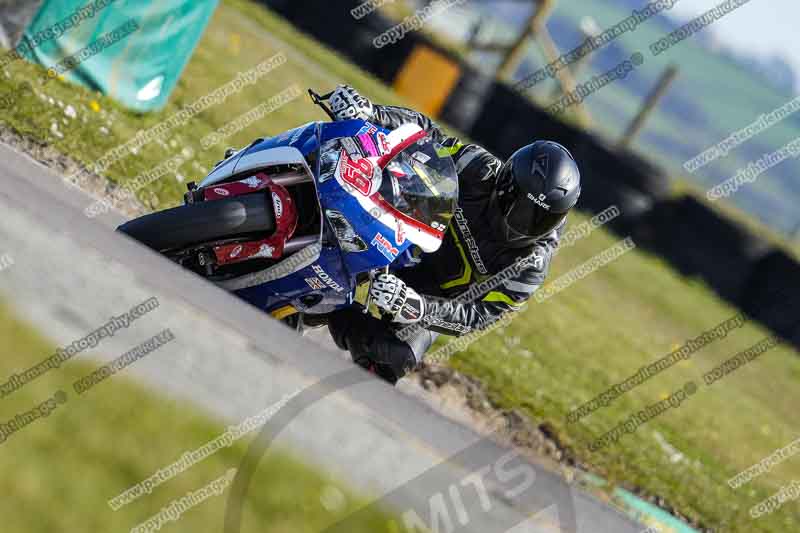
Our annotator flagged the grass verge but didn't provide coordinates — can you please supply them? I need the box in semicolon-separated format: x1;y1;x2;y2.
0;300;398;533
446;209;800;532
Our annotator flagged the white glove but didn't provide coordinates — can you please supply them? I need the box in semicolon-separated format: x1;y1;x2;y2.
369;273;425;324
329;84;374;121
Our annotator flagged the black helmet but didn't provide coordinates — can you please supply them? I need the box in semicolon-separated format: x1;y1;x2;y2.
489;141;581;245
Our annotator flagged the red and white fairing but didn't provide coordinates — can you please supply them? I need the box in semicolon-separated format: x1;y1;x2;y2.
333;124;446;253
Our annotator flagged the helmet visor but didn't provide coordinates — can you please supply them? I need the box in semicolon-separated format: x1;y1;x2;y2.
505;197;566;239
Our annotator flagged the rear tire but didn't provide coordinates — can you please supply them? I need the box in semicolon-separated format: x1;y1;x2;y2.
117;193;275;252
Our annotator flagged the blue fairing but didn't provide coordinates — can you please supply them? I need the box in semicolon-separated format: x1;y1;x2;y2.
246;122;321;157
242;120;386;157
230;120;419;315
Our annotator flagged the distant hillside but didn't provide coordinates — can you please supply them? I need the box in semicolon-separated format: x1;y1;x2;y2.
467;0;800;236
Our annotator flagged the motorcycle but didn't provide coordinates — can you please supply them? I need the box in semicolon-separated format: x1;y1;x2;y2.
117;89;459;330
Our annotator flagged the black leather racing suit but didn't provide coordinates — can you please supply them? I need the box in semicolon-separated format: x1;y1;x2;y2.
328;105;564;383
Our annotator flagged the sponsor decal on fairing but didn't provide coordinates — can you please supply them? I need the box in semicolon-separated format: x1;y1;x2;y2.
377;131;390;155
253;244;276;258
357;122;378;136
371;233;399;260
272;192;284;219
304;277;325;291
311;264;345;293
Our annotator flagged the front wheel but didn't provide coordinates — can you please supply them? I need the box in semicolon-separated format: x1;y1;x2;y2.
117;193;275;252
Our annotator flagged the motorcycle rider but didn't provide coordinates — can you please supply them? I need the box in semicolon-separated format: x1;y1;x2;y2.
325;85;581;384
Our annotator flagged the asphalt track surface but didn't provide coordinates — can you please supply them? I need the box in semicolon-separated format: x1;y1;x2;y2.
0;141;645;533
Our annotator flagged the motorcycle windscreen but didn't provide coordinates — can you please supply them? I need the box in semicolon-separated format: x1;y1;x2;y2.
372;137;458;252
